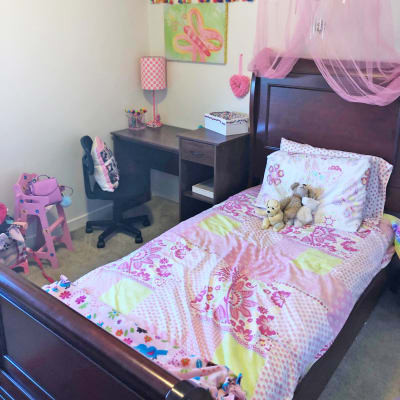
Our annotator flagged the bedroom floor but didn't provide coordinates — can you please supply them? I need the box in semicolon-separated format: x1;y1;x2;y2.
24;197;400;400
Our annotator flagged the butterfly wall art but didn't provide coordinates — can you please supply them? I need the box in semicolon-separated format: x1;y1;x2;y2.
164;3;228;64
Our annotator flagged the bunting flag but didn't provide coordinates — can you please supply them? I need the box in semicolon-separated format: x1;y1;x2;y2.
151;0;253;4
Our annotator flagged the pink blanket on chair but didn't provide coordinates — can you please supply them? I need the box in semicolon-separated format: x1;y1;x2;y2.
44;186;395;399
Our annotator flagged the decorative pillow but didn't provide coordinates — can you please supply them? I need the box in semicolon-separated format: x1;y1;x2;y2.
280;138;393;223
255;150;371;232
91;136;120;192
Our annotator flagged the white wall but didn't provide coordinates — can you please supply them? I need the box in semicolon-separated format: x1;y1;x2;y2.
0;0;148;229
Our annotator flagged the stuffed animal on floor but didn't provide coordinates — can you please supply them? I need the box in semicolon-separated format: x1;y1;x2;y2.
294;197;320;228
280;183;317;226
257;199;285;232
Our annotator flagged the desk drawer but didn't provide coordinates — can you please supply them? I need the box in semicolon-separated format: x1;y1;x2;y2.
180;140;214;166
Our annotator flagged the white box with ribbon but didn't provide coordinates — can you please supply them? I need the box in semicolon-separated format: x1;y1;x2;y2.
204;112;249;136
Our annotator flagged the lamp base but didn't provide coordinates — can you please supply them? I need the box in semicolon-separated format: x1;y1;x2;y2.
146;119;163;128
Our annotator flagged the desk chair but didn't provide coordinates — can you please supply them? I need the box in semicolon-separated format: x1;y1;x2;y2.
80;136;150;248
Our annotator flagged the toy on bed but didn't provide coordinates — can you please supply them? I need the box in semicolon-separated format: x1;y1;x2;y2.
280;182;317;226
0;202;28;273
257;199;285;231
294;196;320;228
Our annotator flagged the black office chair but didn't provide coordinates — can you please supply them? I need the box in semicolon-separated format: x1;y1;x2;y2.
80;136;150;248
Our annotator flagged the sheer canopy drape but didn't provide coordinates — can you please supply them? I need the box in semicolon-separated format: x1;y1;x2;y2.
249;0;400;106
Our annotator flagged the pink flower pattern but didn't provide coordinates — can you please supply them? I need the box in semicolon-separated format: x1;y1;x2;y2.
75;295;86;304
232;319;254;342
256;314;277;337
280;226;359;257
103;239;193;285
216;193;256;218
267;164;284;186
271;291;291;308
171;241;192;259
190;264;292;350
228;277;257;320
60;291;71;299
155;257;173;278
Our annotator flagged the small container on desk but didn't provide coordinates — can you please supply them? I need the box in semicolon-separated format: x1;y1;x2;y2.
204;111;249;136
126;109;147;131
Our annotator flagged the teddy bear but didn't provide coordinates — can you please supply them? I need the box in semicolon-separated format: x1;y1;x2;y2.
294;197;320;228
280;183;317;226
257;199;285;232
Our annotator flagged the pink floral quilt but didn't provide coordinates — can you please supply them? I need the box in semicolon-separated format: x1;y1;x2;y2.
44;186;395;400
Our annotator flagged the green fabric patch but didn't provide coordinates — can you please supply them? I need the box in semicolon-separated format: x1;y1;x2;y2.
213;334;264;398
199;214;240;236
100;279;151;315
293;248;341;275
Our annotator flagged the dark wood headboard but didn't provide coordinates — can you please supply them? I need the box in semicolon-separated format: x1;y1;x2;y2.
249;59;400;213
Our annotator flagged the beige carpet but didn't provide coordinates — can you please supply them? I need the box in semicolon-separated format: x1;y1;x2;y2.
23;197;400;400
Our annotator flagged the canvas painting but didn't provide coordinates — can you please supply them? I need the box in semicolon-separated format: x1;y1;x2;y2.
164;3;228;64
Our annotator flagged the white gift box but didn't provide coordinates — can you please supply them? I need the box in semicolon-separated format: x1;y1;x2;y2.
204;112;249;136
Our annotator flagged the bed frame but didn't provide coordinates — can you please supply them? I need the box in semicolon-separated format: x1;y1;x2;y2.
1;59;400;400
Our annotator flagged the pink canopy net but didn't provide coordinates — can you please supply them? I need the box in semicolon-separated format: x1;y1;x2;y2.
248;0;400;106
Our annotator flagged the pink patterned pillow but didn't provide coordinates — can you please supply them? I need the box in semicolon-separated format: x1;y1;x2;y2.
91;136;120;192
280;138;393;224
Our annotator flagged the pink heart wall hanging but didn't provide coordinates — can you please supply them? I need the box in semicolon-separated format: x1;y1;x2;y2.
230;54;250;98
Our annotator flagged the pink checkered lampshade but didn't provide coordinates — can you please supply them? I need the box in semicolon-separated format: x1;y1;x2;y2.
140;56;167;91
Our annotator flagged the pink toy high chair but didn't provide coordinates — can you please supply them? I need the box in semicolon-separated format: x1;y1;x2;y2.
14;173;74;269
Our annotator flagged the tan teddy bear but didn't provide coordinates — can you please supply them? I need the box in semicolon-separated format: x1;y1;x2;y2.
280;183;317;226
257;199;285;232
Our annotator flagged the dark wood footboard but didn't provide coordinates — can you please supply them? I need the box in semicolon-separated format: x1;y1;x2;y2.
0;265;212;400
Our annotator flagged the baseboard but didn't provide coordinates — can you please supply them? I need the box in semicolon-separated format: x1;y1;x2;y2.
66;203;112;232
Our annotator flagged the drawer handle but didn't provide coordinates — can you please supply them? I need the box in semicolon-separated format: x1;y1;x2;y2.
190;150;204;158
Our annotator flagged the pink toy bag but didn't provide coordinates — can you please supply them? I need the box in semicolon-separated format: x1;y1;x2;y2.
28;175;62;206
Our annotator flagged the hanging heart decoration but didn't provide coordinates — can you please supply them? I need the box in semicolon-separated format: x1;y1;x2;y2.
230;53;250;98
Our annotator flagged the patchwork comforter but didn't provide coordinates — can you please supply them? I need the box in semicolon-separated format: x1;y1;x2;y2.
44;186;395;400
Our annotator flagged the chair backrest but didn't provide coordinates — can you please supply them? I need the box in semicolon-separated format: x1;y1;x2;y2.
80;136;95;198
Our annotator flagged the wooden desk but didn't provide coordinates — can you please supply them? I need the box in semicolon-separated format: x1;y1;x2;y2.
111;125;249;221
111;125;187;176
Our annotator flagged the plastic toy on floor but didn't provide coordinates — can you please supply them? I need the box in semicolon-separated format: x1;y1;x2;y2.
0;202;29;274
14;173;74;269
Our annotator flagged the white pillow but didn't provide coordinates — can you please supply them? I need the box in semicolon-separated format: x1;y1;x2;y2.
255;150;371;232
91;136;120;192
280;138;393;224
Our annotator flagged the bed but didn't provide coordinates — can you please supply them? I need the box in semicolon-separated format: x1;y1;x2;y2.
1;59;400;400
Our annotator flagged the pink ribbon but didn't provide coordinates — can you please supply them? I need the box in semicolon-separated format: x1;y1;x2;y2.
173;8;224;62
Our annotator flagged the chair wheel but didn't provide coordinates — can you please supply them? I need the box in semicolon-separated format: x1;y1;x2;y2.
135;235;143;244
97;239;105;248
143;217;150;227
86;222;93;233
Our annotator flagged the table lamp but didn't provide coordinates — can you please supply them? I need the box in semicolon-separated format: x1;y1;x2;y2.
140;56;167;128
